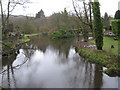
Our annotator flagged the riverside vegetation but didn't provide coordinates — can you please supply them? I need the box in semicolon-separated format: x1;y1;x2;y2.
76;37;119;76
1;0;120;85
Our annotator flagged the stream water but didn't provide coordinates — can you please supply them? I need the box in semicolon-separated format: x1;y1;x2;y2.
0;36;119;88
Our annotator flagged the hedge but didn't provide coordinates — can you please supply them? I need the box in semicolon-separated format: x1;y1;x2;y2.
111;19;120;36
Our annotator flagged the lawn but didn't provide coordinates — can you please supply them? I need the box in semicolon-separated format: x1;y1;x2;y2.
103;37;118;55
90;37;119;55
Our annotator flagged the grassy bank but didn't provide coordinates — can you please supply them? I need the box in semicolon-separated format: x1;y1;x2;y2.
19;33;40;42
77;37;119;76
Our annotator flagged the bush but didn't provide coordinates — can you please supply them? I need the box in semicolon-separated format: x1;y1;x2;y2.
50;28;74;39
111;19;120;36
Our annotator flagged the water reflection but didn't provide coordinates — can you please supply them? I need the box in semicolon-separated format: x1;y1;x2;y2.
0;36;118;88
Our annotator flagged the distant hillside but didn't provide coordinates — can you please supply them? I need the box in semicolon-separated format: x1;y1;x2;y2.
0;15;34;19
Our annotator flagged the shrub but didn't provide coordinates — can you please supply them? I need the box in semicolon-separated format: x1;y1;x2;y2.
50;28;74;39
111;19;120;36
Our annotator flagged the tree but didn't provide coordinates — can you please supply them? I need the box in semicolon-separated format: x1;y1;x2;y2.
0;0;29;38
72;0;93;42
103;12;110;31
114;10;120;19
48;9;70;31
61;8;69;29
92;0;103;50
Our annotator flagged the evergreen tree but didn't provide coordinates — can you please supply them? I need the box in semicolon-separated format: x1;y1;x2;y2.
114;10;120;19
103;12;110;30
92;1;103;50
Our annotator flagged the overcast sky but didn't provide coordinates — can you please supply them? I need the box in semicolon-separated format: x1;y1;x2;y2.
2;0;120;17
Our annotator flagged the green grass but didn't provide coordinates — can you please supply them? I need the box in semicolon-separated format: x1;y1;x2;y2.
19;37;30;42
103;37;118;55
77;36;119;76
90;37;119;55
77;48;119;76
78;49;111;66
19;33;39;42
23;33;39;37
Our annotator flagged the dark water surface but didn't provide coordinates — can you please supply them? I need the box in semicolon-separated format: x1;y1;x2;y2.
0;36;118;88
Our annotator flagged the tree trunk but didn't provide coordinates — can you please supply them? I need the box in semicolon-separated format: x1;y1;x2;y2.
0;0;5;37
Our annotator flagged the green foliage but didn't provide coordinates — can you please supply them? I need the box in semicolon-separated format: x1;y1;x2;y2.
92;2;103;50
111;19;120;36
19;36;30;42
2;41;16;55
2;41;14;51
19;34;39;42
114;10;120;19
50;28;75;39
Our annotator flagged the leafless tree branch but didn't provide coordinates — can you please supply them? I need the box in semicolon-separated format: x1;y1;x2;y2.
72;0;90;26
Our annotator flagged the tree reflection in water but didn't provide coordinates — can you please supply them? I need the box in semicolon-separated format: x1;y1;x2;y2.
1;48;29;88
94;65;103;88
0;36;118;88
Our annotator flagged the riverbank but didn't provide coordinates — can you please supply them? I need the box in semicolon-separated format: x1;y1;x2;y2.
2;33;40;57
74;37;119;76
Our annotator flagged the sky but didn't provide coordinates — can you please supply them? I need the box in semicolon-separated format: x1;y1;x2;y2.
2;0;120;17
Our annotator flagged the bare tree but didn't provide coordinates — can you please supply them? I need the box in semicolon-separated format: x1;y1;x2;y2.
0;0;29;38
72;0;93;42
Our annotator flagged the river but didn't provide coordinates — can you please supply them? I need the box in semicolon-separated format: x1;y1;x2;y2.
0;36;119;88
